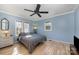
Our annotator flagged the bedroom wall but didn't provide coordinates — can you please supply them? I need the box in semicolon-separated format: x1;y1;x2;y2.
37;12;74;44
0;11;75;44
0;12;33;41
74;8;79;38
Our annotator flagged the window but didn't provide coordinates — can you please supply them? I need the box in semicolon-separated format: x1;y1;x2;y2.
23;23;29;33
15;21;23;36
44;21;52;31
15;21;30;36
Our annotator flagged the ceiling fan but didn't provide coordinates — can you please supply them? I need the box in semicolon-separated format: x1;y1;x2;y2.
24;4;48;17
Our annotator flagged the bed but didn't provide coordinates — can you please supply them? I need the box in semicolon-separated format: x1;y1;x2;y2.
18;32;47;53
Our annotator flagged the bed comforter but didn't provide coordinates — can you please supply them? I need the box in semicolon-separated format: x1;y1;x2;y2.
18;33;47;53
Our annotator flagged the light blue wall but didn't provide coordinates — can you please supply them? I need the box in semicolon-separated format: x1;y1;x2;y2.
37;13;74;44
0;12;16;35
0;11;75;44
0;12;33;40
74;8;79;38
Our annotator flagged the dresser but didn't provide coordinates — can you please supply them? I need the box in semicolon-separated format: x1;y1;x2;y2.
0;30;14;48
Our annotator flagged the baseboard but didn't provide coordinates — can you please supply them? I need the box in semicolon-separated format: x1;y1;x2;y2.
48;39;72;45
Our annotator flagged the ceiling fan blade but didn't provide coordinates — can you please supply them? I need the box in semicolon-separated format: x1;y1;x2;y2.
35;4;41;12
39;11;48;13
37;13;41;17
24;9;34;12
30;13;36;16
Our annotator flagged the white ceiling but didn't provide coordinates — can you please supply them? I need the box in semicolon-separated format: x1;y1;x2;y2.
0;4;78;20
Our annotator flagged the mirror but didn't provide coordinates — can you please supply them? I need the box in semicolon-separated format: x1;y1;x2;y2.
1;18;9;30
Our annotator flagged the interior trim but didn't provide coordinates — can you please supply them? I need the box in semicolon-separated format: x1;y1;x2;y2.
48;39;72;44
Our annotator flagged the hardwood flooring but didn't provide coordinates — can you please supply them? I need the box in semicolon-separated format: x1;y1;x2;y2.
0;40;71;55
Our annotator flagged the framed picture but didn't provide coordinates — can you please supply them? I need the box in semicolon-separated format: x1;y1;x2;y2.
44;22;52;31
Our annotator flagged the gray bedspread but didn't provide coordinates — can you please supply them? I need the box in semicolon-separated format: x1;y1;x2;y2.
18;33;47;53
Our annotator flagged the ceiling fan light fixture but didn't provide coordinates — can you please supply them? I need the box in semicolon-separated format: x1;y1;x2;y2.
24;4;48;17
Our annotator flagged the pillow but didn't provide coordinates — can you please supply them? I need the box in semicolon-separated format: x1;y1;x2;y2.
25;35;32;38
19;32;27;36
19;32;35;36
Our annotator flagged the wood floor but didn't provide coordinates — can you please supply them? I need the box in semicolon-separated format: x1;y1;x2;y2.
0;40;71;55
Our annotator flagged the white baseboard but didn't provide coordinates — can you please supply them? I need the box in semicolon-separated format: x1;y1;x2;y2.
48;39;73;45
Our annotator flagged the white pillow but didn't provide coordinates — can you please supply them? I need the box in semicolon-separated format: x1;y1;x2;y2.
25;35;32;38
